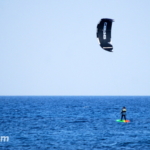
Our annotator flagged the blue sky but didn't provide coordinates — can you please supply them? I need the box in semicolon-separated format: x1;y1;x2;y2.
0;0;150;96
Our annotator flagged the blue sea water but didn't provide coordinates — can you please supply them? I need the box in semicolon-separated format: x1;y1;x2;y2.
0;96;150;150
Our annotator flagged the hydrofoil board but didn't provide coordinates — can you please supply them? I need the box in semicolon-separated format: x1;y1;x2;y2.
116;119;130;123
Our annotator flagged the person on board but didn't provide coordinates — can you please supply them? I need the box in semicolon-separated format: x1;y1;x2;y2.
121;107;126;120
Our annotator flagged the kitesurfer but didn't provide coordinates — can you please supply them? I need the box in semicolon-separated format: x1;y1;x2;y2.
121;107;126;120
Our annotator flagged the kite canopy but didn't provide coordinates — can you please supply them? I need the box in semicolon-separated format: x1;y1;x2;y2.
97;18;114;52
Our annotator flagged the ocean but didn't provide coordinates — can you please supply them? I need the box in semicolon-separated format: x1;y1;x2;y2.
0;96;150;150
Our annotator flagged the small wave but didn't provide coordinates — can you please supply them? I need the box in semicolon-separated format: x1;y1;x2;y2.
68;120;88;123
101;141;117;146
